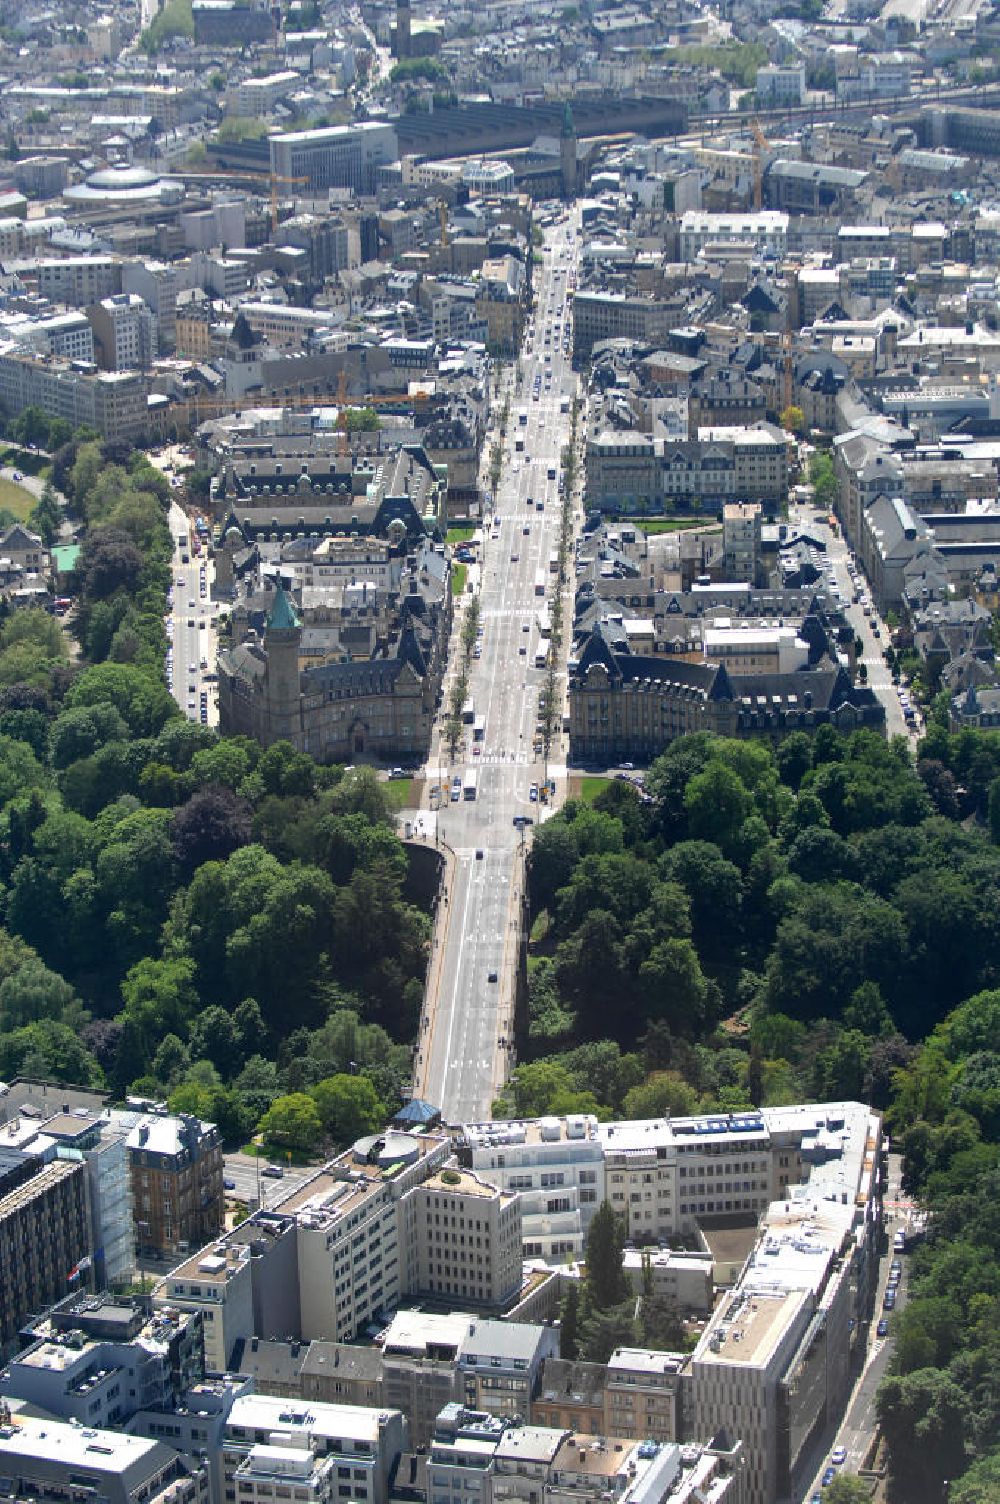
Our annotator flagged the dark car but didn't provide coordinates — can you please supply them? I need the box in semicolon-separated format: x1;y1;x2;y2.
877;1318;889;1337
223;1177;236;1191
822;1468;836;1487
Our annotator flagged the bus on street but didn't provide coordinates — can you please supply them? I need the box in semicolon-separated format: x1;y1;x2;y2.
463;769;478;800
534;569;546;596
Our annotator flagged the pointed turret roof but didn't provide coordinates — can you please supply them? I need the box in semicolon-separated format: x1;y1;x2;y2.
267;584;300;632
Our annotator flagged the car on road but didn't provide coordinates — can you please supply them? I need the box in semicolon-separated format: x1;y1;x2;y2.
883;1291;896;1310
388;767;407;779
831;1447;846;1466
223;1177;236;1190
475;849;484;859
890;1258;902;1273
261;1164;284;1179
877;1318;890;1337
488;971;498;983
529;784;538;801
511;552;519;562
821;1468;836;1487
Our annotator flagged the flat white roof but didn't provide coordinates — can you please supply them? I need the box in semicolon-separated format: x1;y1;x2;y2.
227;1393;385;1443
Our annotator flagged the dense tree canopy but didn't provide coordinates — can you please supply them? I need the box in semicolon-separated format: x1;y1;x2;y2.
0;435;431;1147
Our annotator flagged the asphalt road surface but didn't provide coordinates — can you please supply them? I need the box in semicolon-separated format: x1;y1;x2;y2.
414;210;582;1125
167;499;220;728
223;1152;319;1211
789;503;917;743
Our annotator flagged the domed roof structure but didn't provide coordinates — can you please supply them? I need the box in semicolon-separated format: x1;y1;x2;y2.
65;163;183;205
353;1131;422;1169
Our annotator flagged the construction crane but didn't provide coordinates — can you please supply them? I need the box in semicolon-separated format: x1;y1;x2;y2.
176;378;431;432
335;369;432;455
270;171;309;233
750;118;770;212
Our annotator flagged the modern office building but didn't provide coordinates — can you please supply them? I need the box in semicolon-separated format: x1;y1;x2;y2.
461;1117;604;1261
160;1131;453;1357
2;1294;205;1428
0;1413;211;1504
0;348;149;441
269;123;399;194
407;1168;523;1311
426;1406;742;1504
688;1103;882;1504
0;1151;90;1355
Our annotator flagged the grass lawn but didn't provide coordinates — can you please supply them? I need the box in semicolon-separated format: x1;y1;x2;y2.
384;776;415;811
530;910;551;944
446;524;477;543
0;477;36;522
629;517;719;535
452;563;468;596
572;775;613;803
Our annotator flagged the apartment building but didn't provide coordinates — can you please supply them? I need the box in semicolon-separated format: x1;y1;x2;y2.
301;1342;385;1408
381;1311;466;1446
457;1319;557;1421
723;502;763;585
122;261;178;353
116;1107;224;1261
222;1394;409;1504
0;309;95;362
755;65;805;106
408;1169;523;1310
269;123;399;195
88;293;156;372
621;1249;714;1315
34;256;122;306
0;1151;90;1355
530;1359;607;1433
229;70;300;117
0;1414;211;1504
237;301;343;350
